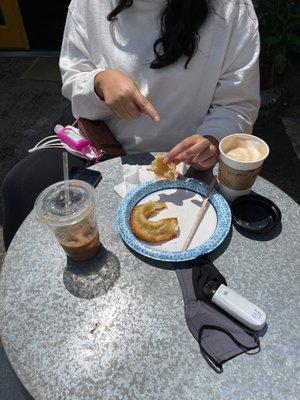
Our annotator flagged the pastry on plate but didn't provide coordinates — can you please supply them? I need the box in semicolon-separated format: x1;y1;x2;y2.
130;200;178;243
148;155;178;180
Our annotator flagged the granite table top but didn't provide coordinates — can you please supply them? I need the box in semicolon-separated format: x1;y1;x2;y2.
0;154;299;400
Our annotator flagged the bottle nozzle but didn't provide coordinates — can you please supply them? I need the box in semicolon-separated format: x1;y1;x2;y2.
203;280;221;300
54;124;64;134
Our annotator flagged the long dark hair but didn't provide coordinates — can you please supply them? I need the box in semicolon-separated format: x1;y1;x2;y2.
107;0;211;69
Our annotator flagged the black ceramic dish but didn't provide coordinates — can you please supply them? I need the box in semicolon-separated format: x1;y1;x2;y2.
231;194;281;234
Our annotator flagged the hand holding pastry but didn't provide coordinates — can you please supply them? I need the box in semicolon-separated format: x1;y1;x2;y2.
148;155;178;180
164;134;219;171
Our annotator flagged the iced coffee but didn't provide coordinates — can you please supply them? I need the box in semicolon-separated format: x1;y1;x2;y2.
35;180;100;261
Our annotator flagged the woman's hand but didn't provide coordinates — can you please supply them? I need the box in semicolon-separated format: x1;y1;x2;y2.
164;134;219;171
94;69;160;122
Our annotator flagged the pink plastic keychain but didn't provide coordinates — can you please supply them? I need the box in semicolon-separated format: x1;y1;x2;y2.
54;125;90;152
28;124;103;163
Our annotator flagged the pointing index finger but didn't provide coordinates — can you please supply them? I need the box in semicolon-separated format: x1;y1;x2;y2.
134;92;160;122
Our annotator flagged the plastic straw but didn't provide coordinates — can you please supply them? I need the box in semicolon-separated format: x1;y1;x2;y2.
63;152;70;210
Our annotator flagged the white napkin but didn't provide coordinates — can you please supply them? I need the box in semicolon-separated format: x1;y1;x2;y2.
114;162;188;198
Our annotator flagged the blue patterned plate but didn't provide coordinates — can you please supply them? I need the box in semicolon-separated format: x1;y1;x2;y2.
116;178;231;262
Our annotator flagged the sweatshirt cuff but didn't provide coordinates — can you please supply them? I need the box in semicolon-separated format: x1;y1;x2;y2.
196;126;228;142
87;69;113;119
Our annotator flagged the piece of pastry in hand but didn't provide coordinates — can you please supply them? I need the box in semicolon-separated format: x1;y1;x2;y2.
148;155;178;180
130;200;178;243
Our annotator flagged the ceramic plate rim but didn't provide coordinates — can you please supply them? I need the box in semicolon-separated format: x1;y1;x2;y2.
116;178;231;262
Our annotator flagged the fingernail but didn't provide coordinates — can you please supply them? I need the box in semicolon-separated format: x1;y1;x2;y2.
154;115;160;122
163;157;169;164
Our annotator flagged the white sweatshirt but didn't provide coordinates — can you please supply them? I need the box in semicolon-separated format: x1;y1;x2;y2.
60;0;260;153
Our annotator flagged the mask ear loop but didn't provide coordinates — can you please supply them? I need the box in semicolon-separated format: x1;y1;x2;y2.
198;325;260;373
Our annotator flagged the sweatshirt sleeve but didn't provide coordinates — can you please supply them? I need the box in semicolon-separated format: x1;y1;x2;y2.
197;4;260;141
59;7;112;120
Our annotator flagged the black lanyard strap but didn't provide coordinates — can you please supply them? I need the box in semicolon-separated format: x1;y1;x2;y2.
198;324;261;371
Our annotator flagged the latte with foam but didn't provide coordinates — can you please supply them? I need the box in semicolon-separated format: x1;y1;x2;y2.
225;139;265;162
218;134;269;201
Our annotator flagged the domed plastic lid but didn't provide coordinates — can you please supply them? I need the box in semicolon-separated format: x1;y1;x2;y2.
35;180;95;226
231;194;281;234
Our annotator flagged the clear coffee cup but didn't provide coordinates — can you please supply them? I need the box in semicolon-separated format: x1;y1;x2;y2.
218;134;269;201
35;180;100;261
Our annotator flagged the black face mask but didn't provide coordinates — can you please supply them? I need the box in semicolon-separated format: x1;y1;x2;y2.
176;257;260;373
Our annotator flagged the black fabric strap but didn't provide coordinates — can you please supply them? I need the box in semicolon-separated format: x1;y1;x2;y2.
198;324;260;371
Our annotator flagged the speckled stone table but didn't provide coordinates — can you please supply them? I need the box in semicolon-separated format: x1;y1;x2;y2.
0;155;299;400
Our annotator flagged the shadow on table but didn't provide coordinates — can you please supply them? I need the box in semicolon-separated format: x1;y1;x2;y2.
121;153;154;165
257;322;268;337
63;244;120;299
185;166;214;183
233;222;282;241
124;226;233;271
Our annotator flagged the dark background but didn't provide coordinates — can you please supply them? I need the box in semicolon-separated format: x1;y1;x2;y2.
18;0;69;50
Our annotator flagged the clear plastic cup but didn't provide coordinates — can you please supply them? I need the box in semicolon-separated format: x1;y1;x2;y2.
35;180;100;261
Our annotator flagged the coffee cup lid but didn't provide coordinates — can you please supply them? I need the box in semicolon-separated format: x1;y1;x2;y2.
231;194;281;234
35;179;95;226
